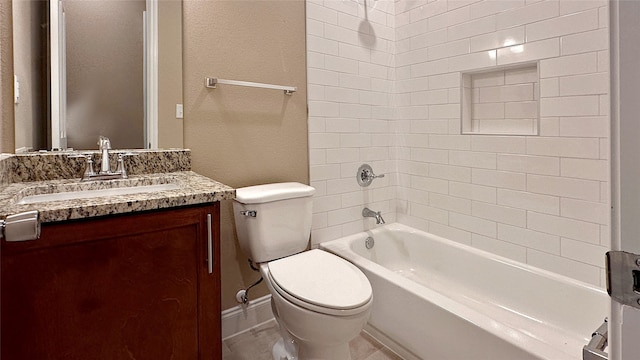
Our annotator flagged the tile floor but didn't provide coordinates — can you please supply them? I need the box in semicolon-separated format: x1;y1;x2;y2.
222;320;403;360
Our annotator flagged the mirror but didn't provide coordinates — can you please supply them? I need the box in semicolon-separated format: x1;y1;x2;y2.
11;0;183;152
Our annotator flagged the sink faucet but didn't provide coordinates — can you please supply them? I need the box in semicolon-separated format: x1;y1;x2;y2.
363;207;385;224
98;136;112;173
68;137;137;181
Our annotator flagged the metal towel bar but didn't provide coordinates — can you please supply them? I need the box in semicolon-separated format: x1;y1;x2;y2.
583;319;608;360
204;77;297;95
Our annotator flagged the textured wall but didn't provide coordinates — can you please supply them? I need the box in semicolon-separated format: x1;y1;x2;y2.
157;0;183;149
182;0;308;310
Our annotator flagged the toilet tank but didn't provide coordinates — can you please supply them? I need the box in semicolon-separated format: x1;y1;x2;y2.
233;182;315;263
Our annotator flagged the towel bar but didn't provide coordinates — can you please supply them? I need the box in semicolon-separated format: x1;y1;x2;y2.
205;77;296;95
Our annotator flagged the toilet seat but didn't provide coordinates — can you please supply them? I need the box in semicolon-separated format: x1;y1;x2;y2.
267;249;372;316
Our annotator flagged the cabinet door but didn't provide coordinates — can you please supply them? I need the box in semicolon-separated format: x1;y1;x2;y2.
1;203;221;360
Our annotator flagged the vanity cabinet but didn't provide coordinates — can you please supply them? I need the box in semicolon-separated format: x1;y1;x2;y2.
1;203;221;359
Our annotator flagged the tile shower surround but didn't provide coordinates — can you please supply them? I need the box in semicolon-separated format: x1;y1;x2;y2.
307;0;610;287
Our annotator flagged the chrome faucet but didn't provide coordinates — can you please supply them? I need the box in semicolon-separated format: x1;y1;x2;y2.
68;137;137;181
98;136;112;173
363;207;385;224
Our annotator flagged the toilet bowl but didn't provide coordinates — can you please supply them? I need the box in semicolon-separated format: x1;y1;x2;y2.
233;183;373;360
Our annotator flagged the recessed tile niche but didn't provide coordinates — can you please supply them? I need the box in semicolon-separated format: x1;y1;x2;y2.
461;63;539;136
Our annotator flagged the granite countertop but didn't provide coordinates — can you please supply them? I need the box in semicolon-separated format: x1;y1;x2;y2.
0;171;235;224
0;150;235;224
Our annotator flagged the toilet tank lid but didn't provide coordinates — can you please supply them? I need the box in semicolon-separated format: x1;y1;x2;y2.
235;182;315;204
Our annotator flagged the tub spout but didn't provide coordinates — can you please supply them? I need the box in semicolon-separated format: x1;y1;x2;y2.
363;207;385;224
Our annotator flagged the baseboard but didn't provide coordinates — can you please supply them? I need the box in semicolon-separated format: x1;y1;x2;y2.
221;294;275;340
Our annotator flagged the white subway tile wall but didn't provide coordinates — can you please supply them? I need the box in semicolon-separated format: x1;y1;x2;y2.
307;0;397;246
307;0;609;287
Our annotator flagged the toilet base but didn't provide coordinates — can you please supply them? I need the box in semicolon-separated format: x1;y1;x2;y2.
272;338;296;360
271;336;353;360
296;339;352;360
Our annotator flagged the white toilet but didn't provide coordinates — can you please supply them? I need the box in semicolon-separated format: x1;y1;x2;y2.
233;182;373;360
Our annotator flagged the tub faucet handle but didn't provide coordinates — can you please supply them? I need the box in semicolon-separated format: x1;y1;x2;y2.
357;164;385;187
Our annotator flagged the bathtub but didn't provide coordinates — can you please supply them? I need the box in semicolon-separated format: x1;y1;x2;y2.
320;223;609;360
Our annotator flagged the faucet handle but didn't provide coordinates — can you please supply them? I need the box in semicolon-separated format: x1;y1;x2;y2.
116;152;138;179
68;153;96;179
357;164;385;187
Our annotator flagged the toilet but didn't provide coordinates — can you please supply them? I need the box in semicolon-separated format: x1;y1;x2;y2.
233;182;372;360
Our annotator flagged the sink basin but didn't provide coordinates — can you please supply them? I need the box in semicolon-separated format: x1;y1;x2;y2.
16;183;181;205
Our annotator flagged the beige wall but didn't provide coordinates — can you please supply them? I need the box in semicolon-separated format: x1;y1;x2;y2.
158;0;183;149
0;0;14;153
183;0;308;310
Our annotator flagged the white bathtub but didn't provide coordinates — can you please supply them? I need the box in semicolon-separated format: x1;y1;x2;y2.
320;223;609;360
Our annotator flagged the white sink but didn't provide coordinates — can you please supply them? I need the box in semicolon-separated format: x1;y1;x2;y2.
16;183;180;205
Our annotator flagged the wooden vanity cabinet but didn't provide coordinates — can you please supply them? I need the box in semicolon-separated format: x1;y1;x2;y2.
1;203;221;360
